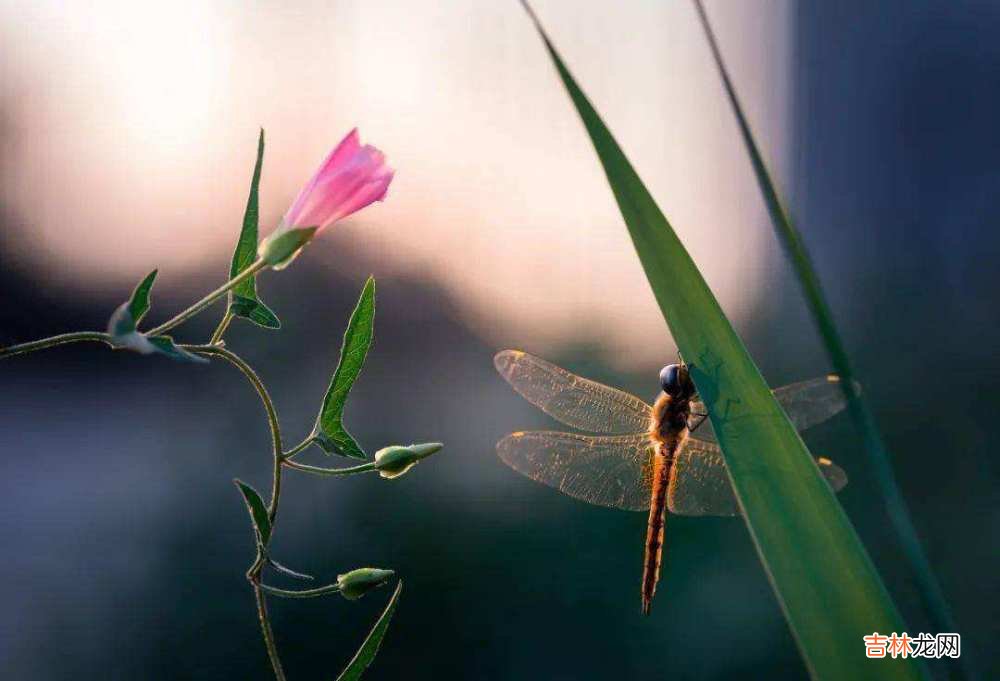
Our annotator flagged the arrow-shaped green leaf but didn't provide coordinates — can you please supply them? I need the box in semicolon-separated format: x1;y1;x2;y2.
226;129;280;330
234;479;272;547
129;269;158;325
310;277;376;459
107;271;207;364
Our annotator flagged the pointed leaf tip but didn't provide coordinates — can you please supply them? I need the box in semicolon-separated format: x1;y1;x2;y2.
225;129;281;329
129;269;158;325
234;479;272;546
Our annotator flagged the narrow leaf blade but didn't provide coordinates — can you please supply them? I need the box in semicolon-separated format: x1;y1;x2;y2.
108;270;159;340
691;2;965;667
268;557;315;582
226;129;280;329
129;269;158;325
231;295;281;330
335;580;402;681
523;7;926;680
234;479;272;546
311;277;376;459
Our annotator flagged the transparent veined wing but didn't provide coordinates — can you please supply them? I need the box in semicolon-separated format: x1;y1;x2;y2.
494;350;651;434
496;430;848;517
496;431;653;511
669;439;849;516
689;375;860;442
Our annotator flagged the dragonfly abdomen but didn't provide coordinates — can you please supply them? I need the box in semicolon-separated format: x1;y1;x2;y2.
641;390;691;615
641;443;673;615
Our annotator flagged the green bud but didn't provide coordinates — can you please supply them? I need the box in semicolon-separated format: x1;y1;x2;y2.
257;227;318;270
373;442;443;479
336;567;395;601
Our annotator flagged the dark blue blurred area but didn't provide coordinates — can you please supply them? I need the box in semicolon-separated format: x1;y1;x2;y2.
1;2;998;679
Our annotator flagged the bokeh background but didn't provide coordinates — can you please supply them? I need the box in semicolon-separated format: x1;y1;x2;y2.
0;1;997;679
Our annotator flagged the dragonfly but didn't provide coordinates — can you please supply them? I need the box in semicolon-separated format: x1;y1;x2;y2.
494;349;850;615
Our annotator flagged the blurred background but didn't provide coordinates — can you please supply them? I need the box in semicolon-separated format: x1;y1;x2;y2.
0;0;997;679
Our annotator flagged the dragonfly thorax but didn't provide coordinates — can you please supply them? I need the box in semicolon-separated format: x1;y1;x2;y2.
649;391;692;448
650;364;696;446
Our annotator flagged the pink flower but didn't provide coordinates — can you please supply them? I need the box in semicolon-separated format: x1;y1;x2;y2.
281;128;394;232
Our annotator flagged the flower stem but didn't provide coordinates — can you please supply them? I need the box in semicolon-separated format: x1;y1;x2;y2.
146;259;266;337
187;344;282;486
253;584;287;681
0;331;111;359
258;581;342;599
210;310;234;345
281;438;314;460
283;460;377;477
185;342;288;680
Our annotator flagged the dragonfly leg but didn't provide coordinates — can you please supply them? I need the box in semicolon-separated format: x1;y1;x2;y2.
689;412;709;433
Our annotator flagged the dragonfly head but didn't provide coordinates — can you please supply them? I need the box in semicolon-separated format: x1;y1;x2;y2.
660;363;695;400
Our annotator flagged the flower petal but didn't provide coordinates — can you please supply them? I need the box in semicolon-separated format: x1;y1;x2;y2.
275;128;393;236
284;129;362;226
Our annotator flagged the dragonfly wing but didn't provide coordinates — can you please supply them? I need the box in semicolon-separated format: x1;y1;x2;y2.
669;439;849;517
773;375;860;431
496;431;652;511
689;375;859;442
494;350;652;434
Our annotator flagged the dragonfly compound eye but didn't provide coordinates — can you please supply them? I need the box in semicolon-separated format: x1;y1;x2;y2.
659;364;681;396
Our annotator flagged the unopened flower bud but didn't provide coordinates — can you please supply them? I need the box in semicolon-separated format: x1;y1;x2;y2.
337;567;395;601
373;442;443;479
258;227;318;269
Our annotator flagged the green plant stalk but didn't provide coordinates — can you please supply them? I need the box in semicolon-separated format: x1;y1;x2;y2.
259;582;342;599
146;258;266;337
282;438;313;460
185;343;287;680
521;3;927;678
690;3;968;676
253;584;287;681
210;310;234;345
0;331;111;359
284;460;377;477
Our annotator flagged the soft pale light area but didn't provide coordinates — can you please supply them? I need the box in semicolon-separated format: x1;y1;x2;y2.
0;0;790;368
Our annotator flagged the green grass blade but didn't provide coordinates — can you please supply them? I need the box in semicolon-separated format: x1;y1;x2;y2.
521;4;927;678
335;580;402;681
227;128;280;329
690;3;970;676
310;277;376;459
